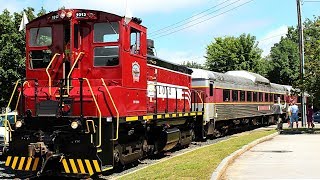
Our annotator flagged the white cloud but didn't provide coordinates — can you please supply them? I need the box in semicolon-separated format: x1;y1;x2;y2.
258;25;288;57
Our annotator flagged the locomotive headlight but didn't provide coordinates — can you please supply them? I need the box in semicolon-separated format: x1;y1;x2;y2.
15;120;23;128
71;120;81;129
60;10;66;19
66;11;73;18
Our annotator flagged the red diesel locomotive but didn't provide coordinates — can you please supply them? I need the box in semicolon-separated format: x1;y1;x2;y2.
3;9;204;178
3;9;298;178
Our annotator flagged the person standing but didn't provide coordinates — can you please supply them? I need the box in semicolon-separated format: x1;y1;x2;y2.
290;102;299;129
287;103;292;127
307;105;314;129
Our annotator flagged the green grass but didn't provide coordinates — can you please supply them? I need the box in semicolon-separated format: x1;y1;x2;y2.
118;129;276;180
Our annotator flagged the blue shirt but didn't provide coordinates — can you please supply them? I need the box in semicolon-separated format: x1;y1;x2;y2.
291;105;299;114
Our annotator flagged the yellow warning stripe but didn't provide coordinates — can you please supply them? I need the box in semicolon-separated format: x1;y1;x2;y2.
32;158;39;171
11;156;19;169
69;159;78;173
61;159;102;175
126;116;138;121
77;159;86;174
25;157;32;171
92;160;101;172
5;156;11;166
85;160;94;175
62;159;70;173
143;115;153;120
5;156;40;171
18;157;25;170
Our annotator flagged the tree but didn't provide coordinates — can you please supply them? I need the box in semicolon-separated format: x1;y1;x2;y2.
0;8;42;109
205;33;262;73
267;37;300;85
181;61;204;69
268;15;320;108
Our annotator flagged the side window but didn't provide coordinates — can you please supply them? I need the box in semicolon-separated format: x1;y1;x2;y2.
209;83;213;96
130;28;141;55
94;22;119;42
240;91;245;102
270;93;274;102
29;50;52;69
29;27;52;46
253;92;258;102
265;93;269;102
232;90;238;102
259;92;263;102
223;89;230;102
94;46;119;66
247;91;252;102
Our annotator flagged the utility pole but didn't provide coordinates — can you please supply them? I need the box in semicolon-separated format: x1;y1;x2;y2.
296;0;306;127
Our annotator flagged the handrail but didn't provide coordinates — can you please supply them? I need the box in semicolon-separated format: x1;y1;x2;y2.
14;81;30;121
83;78;102;148
4;79;20;143
195;91;204;104
101;78;119;141
67;52;84;94
46;53;61;96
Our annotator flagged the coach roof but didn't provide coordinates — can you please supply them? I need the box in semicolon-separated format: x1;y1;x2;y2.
225;70;270;85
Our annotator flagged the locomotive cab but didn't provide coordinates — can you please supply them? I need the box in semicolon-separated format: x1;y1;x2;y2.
25;9;148;117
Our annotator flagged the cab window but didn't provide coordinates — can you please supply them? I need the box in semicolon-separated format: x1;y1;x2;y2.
94;46;119;66
29;27;52;47
29;49;52;69
130;28;141;55
94;22;119;42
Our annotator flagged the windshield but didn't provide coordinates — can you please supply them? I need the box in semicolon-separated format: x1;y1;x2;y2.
94;22;119;42
0;114;15;126
29;27;52;47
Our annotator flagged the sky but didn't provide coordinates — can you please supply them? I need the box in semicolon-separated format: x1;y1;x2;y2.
0;0;319;65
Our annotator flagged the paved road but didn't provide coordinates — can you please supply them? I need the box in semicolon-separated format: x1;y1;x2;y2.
223;132;320;179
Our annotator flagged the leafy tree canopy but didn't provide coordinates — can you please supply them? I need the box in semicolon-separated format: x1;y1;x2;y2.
205;33;263;73
0;7;43;109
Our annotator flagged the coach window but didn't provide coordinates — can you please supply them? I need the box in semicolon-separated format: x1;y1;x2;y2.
223;89;230;102
281;95;284;102
270;93;274;102
240;91;245;102
253;92;258;102
265;93;269;102
130;28;141;55
259;92;263;102
209;83;214;96
232;90;239;102
247;91;252;102
274;94;279;102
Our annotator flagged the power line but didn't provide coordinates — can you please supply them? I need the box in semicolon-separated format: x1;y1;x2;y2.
151;0;242;37
258;33;286;42
149;0;232;35
152;0;254;39
303;0;320;2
